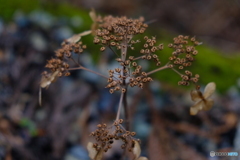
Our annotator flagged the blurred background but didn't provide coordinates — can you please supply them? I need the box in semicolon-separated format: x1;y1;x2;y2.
0;0;240;160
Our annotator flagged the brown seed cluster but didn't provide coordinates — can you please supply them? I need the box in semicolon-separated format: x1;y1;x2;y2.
105;68;124;94
89;119;140;153
59;40;87;57
168;35;201;85
168;35;200;69
44;58;70;77
178;70;200;86
129;61;153;88
106;58;153;93
44;40;87;77
139;36;162;66
93;16;148;51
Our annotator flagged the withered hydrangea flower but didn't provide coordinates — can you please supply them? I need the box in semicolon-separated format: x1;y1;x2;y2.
40;9;214;160
190;82;216;115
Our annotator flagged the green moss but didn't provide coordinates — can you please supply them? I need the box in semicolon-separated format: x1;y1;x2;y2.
0;0;39;20
0;0;91;31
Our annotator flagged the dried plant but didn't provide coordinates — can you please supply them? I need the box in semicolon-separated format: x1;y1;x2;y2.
40;10;215;160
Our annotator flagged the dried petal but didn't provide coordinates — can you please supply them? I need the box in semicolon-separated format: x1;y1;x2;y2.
40;70;59;88
132;140;141;160
65;31;91;44
203;82;216;99
87;142;103;160
87;142;97;159
190;90;201;102
89;9;98;32
39;71;60;106
190;101;204;115
202;99;214;111
89;9;97;22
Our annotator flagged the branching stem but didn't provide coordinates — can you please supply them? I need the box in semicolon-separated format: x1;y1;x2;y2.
68;66;108;79
146;64;170;76
171;67;184;76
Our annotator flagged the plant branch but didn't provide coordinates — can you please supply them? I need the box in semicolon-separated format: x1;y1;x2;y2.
68;66;108;79
121;36;128;61
146;64;170;76
70;57;81;67
132;55;145;61
171;68;184;76
123;87;129;130
116;91;124;121
109;46;119;57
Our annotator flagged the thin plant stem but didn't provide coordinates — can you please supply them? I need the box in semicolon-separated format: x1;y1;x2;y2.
123;87;129;130
146;65;170;76
132;55;145;61
109;46;119;57
70;57;81;67
121;36;130;130
116;91;124;121
171;67;184;76
121;36;128;61
68;66;108;79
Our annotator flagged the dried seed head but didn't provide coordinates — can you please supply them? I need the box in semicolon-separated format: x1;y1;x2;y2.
138;83;143;89
191;37;196;42
136;77;141;81
108;78;113;83
158;44;164;50
114;86;120;91
156;62;161;66
192;50;198;55
133;81;138;86
142;78;147;83
145;49;150;54
122;88;126;93
195;74;200;78
109;89;114;94
147;77;153;82
132;62;137;67
147;55;152;60
100;47;106;51
110;42;116;46
65;72;70;76
179;66;184;69
192;77;199;83
119;119;123;124
125;60;130;65
129;56;134;60
115;68;121;73
141;72;147;76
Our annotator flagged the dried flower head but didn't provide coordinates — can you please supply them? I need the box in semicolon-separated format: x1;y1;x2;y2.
190;82;216;115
